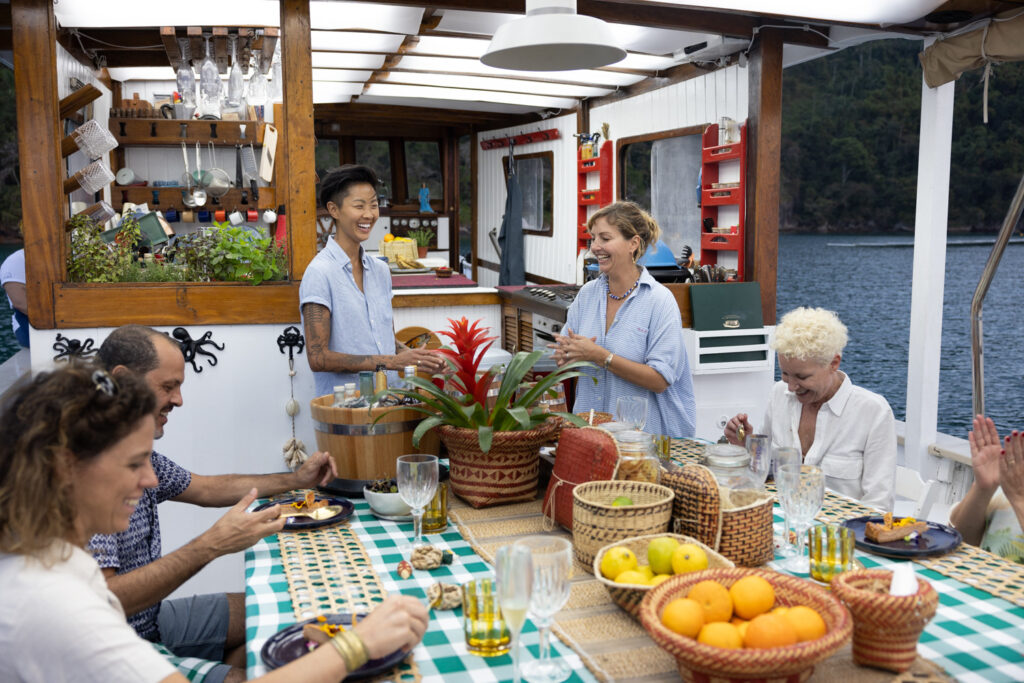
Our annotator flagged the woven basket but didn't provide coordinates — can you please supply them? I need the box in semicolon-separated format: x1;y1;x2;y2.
572;480;674;567
663;463;774;567
593;533;734;617
542;426;619;531
438;419;558;508
831;569;938;673
638;567;853;682
379;239;418;263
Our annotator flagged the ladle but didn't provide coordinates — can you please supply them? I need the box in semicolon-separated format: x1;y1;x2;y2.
180;142;206;208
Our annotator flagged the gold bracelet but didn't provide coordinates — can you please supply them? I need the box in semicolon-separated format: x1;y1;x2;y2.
330;633;361;672
335;630;369;671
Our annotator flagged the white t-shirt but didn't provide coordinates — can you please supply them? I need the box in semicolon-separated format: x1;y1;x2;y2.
0;542;176;682
0;248;25;334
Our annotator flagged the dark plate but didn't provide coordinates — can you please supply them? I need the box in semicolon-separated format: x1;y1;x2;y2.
254;496;354;531
843;515;962;559
319;478;371;499
261;613;407;676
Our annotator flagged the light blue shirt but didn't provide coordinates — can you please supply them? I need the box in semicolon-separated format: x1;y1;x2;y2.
566;269;696;438
299;239;397;398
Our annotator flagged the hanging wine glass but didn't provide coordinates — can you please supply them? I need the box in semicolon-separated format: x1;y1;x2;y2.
198;33;222;119
175;38;196;107
270;41;283;102
226;34;243;109
246;49;268;105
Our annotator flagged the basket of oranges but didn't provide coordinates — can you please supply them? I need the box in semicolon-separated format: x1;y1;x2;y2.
594;533;734;617
638;567;852;682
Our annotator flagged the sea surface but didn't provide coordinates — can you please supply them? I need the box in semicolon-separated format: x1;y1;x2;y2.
1;235;1020;438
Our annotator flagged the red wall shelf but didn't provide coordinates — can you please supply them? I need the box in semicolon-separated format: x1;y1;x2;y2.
700;122;746;279
576;139;613;252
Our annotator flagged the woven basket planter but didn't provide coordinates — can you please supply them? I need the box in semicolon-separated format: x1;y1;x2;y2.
663;463;774;567
593;533;733;617
638;567;852;682
542;426;620;531
572;480;674;568
831;569;938;673
438;419;558;508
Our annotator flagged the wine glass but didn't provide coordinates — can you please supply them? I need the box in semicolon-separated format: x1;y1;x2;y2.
396;454;438;550
496;545;533;683
772;447;801;557
514;536;572;683
226;34;243;108
778;464;824;573
198;34;222;118
175;38;196;107
746;433;771;487
615;395;648;431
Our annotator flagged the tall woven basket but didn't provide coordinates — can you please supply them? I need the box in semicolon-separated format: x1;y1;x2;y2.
438;419;558;508
572;480;674;567
662;463;774;566
831;569;939;673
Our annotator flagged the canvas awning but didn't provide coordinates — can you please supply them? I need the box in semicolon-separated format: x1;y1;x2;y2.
919;9;1024;87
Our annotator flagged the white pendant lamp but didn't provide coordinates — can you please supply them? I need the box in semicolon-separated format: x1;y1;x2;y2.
482;0;627;72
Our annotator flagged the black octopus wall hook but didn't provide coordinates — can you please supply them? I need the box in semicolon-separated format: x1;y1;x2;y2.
52;333;97;362
172;327;224;373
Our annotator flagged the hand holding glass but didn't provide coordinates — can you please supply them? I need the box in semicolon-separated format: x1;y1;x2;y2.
778;464;824;573
496;545;533;683
396;454;438;550
514;536;572;683
615;396;648;431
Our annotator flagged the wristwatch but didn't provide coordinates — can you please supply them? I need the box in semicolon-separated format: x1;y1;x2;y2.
603;352;614;369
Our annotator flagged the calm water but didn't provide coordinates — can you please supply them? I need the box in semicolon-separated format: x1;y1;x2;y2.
776;233;1024;438
0;244;21;362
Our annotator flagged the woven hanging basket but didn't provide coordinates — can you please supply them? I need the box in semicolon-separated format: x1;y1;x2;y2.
831;569;938;673
438;419;558;508
571;480;675;567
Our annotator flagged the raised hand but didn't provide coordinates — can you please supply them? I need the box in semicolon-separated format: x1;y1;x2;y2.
968;415;1002;493
201;488;285;558
1001;430;1024;506
724;413;753;446
294;451;337;488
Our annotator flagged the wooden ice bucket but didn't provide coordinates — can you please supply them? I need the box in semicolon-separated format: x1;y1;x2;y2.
310;395;440;480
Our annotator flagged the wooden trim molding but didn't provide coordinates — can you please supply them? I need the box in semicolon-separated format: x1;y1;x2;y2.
475;258;566;286
615;124;707;202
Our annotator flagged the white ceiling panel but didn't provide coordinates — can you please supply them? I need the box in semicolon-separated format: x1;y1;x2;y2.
107;67;178;82
356;94;540;115
410;36;491;58
313;81;363;103
54;0;281;27
312;52;386;69
396;55;645;87
310;31;406;53
384;72;612;99
309;2;423;33
312;68;375;82
434;10;521;36
362;83;577;110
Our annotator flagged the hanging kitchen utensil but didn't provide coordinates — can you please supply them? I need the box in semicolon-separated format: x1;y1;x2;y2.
193;142;212;188
236;144;248;205
205;143;232;202
259;124;277;183
181;142;200;208
241;143;260;200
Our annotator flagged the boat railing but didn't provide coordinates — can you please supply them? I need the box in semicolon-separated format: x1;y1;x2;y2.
894;419;972;523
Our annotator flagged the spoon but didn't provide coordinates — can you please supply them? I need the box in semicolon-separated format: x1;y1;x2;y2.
282;505;343;521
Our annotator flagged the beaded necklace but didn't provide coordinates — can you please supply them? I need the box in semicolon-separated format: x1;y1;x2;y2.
607;273;641;301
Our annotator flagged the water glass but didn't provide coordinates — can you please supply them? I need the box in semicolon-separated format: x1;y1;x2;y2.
463;578;510;657
772;447;801;557
396;454;438;550
615;396;648;431
514;536;573;683
746;433;771;487
808;523;855;583
496;545;533;682
778;464;825;573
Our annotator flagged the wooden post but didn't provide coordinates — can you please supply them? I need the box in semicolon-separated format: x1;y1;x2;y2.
12;0;63;329
280;0;316;279
745;28;783;326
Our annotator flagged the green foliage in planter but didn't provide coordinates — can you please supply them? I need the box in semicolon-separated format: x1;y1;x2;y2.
207;222;287;285
118;259;191;282
406;226;435;247
67;213;141;283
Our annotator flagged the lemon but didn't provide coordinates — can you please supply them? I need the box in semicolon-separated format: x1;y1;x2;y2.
649;574;672;587
599;546;638;580
614;570;649;585
636;565;655;581
671;543;709;574
611;496;634;507
647;537;680;575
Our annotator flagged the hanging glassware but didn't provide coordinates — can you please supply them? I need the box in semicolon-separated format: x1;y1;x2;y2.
175;37;196;107
198;33;222;118
227;34;244;109
270;41;283;103
246;49;268;106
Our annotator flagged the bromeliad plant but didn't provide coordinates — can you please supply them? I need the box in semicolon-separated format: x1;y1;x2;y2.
380;317;593;452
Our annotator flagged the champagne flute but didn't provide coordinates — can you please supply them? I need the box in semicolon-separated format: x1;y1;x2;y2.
778;464;824;573
514;535;572;683
496;545;533;683
772;447;801;557
615;395;648;431
396;454;438;550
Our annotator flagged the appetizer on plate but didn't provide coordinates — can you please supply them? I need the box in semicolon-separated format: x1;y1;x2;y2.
865;512;928;543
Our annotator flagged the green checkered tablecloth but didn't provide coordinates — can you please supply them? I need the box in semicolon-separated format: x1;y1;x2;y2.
244;499;596;682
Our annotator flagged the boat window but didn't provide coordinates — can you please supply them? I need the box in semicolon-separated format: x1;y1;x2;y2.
355;139;394;197
315;139;339;178
404;140;443;207
458;135;472;261
502;151;554;237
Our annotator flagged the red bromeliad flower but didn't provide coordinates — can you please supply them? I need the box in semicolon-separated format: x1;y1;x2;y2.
435;317;499;413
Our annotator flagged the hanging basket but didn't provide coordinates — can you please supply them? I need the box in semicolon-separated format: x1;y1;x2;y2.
438;419;559;508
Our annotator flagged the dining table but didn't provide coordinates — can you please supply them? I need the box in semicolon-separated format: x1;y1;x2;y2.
244;439;1024;682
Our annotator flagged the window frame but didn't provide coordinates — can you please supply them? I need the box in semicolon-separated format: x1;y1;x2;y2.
501;150;554;238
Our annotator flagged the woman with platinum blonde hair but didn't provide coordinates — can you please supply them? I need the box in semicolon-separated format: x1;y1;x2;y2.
724;307;896;508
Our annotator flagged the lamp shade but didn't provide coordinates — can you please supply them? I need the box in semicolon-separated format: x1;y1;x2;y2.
482;0;626;72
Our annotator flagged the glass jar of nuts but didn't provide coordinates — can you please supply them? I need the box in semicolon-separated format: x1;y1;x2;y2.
612;430;661;484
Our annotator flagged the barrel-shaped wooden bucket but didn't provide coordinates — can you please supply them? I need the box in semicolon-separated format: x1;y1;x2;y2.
310;395;440;480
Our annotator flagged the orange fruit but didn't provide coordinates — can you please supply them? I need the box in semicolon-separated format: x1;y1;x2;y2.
784;605;827;642
697;622;743;649
383;233;395;242
729;575;775;620
744;613;798;649
736;620;750;641
770;606;790;618
687;580;733;623
661;598;704;638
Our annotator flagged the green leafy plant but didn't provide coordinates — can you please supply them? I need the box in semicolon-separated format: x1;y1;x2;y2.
206;222;287;285
118;258;190;282
67;212;141;282
378;317;592;452
406;226;435;247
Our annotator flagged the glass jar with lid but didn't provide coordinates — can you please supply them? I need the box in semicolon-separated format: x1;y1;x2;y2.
702;443;761;492
613;430;661;484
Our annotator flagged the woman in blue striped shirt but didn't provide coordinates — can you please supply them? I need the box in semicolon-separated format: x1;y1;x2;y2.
552;202;696;437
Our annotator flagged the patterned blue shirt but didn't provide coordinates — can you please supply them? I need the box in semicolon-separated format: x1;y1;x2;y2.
566;269;696;437
90;451;191;639
299;238;398;398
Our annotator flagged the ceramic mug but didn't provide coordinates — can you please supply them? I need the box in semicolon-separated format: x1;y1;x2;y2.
165;208;180;223
228;210;244;225
214;209;226;222
263;209;277;223
247;210;259;222
181;210;195;223
198;210;211;222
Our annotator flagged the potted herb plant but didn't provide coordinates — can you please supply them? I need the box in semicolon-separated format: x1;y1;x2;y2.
406;226;435;258
379;317;592;507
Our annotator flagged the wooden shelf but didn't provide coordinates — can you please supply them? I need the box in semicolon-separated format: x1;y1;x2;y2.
576;140;613;252
111;186;277;212
109;118;265;145
700;122;746;279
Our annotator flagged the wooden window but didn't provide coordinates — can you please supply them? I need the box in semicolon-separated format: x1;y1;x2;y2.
501;151;553;237
404;140;442;207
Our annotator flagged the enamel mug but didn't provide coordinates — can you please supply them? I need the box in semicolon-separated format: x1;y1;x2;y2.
247;210;259;222
214;209;227;222
228;210;244;225
263;209;277;223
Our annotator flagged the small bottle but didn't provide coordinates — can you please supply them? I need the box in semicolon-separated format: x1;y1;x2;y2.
358;371;374;399
374;364;388;394
332;385;346;408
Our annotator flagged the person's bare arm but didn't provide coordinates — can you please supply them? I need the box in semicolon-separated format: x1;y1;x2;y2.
3;281;27;314
174;452;337;507
103;490;284;616
949;416;1001;544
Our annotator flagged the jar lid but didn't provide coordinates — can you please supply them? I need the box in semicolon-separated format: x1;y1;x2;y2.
599;421;632;435
704;443;750;468
333;385;345;392
614;429;653;444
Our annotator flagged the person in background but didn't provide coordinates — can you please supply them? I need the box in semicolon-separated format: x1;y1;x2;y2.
94;325;339;682
725;307;897;508
552;201;696;438
949;416;1024;563
0;364;429;682
0;248;29;347
300;165;444;399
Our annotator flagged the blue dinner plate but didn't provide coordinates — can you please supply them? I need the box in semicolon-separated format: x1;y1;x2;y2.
842;515;962;559
260;613;407;676
253;496;354;531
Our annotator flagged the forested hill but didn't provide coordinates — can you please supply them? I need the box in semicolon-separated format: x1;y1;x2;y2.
781;38;1024;233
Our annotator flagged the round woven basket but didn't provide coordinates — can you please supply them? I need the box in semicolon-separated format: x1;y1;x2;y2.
638;567;852;683
572;480;674;567
438;419;559;508
593;533;734;617
831;569;938;673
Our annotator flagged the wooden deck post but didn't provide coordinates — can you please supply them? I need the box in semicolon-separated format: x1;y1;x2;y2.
745;28;783;326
